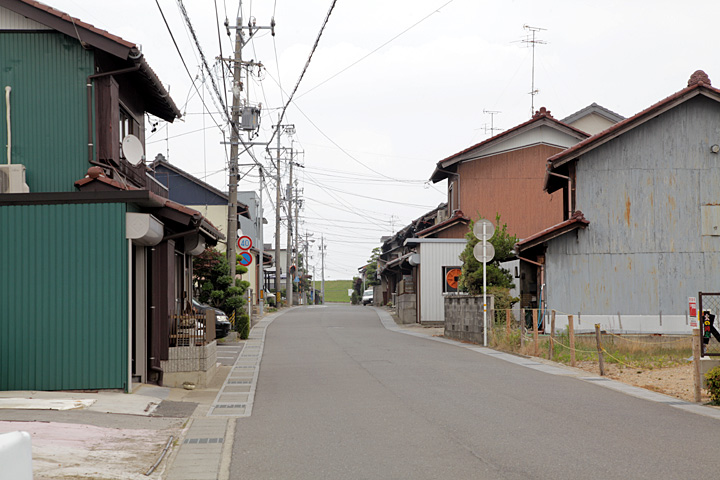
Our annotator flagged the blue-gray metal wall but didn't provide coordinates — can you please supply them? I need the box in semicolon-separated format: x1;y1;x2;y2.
546;95;720;321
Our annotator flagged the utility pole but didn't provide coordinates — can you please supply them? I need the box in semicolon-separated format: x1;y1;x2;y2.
304;231;312;305
294;182;300;303
225;6;273;284
320;234;326;304
274;120;282;305
226;15;243;283
285;151;293;307
522;24;546;116
273;121;294;306
257;168;264;316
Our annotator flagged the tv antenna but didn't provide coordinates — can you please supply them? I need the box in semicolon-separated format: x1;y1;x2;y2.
522;25;547;116
482;109;502;136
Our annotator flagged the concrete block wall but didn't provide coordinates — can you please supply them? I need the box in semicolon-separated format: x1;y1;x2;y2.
397;293;417;324
444;294;495;344
161;341;217;373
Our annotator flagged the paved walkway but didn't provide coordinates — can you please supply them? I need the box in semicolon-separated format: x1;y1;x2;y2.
165;313;279;480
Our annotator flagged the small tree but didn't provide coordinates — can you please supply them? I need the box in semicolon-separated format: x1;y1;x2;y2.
193;247;249;314
459;214;517;295
363;247;381;287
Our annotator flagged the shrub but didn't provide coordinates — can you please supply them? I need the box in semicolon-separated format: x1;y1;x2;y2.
705;366;720;405
236;312;250;340
350;291;360;305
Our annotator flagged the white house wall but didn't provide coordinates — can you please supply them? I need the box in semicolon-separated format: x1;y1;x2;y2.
418;241;465;323
0;7;51;29
545;95;720;334
476;125;581;158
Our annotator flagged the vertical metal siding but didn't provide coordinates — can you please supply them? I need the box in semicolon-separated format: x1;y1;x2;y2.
0;8;52;30
0;32;94;192
457;144;566;239
0;203;128;390
419;242;465;322
547;96;720;317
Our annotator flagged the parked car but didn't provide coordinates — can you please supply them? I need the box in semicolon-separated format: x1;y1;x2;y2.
192;299;232;338
362;289;373;306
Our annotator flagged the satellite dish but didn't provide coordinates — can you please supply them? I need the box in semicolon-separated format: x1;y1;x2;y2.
122;135;144;165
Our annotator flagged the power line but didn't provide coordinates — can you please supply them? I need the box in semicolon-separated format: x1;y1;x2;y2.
267;0;338;148
304;173;439;208
177;0;229;119
154;0;225;132
296;0;458;100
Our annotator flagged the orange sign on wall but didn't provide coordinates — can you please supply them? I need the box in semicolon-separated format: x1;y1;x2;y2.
446;268;462;291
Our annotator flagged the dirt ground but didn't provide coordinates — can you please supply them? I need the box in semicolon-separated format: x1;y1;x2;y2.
573;361;711;404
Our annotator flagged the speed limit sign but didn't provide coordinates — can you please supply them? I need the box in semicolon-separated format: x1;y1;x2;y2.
237;235;252;250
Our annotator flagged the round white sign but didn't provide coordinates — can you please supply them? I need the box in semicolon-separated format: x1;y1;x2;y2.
473;219;495;240
473;242;495;263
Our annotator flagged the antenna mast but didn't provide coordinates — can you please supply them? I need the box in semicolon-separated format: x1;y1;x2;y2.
522;25;546;115
482;109;502;136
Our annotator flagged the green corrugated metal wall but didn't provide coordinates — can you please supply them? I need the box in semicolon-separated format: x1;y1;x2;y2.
0;32;94;192
0;203;128;390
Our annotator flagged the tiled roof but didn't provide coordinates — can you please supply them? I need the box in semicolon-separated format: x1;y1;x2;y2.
561;102;625;125
151;157;250;218
515;210;589;252
416;210;470;238
4;0;180;120
74;167;224;240
9;0;135;51
547;70;720;170
430;107;590;181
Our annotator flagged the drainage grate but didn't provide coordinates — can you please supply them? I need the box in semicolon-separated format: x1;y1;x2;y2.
184;437;224;444
227;380;252;385
214;403;247;408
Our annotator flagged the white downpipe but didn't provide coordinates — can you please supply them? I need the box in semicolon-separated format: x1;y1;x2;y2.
127;239;133;393
5;86;11;165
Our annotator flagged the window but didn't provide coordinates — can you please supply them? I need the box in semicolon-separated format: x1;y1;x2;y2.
443;266;462;293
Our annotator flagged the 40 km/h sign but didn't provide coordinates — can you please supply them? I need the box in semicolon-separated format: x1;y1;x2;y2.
237;235;253;251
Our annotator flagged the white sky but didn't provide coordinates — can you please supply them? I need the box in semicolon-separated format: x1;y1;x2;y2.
46;0;720;280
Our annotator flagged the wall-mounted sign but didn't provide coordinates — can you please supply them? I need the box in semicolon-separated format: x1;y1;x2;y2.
689;296;697;327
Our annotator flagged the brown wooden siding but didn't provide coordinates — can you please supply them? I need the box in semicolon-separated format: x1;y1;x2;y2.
435;223;468;239
456;144;565;239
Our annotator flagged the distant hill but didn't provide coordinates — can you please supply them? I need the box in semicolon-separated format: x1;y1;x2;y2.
313;279;353;303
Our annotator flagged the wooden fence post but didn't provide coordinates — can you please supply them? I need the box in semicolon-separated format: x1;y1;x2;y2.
506;309;511;337
693;328;702;402
594;323;605;376
549;310;556;360
520;309;525;349
533;309;539;356
568;314;576;367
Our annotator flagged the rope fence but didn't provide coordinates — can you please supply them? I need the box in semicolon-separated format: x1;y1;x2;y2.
488;309;693;374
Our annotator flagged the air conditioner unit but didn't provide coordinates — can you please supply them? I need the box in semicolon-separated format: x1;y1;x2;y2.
0;164;30;193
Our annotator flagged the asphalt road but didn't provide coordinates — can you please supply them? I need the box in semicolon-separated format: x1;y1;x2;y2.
231;305;720;480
